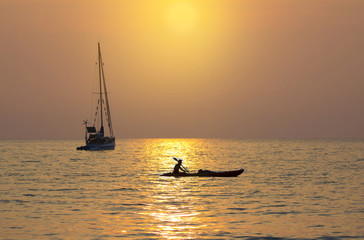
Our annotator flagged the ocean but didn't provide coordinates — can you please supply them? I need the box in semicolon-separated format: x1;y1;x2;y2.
0;139;363;239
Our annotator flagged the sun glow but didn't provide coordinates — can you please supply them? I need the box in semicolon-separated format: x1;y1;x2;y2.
167;2;198;34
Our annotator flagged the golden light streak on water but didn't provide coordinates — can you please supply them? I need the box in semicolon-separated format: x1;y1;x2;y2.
141;139;204;239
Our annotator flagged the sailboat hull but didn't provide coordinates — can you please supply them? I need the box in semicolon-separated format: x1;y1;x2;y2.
77;142;115;151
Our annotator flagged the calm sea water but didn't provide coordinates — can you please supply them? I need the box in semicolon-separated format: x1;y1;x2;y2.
0;139;363;239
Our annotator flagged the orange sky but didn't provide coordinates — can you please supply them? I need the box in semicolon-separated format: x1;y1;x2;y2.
1;0;363;139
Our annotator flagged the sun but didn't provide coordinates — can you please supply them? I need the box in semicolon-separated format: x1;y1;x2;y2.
166;2;197;34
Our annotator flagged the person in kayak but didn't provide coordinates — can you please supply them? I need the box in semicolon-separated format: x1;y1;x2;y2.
173;159;186;174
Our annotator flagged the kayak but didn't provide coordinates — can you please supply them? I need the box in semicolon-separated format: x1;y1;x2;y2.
161;169;244;177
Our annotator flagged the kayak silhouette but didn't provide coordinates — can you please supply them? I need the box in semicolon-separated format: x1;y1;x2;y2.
161;157;244;177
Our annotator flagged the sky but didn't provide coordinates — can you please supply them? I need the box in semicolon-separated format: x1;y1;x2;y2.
0;0;363;139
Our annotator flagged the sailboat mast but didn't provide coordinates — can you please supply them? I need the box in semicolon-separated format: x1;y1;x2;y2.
98;43;104;132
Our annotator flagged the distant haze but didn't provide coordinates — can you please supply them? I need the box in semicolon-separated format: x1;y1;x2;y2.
1;0;363;139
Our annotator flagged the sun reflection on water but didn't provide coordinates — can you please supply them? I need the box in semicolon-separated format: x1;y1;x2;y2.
142;183;204;239
141;139;210;239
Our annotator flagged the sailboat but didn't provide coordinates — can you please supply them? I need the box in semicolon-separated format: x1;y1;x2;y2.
77;43;115;151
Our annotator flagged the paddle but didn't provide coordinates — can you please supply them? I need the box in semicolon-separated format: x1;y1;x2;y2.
173;157;190;173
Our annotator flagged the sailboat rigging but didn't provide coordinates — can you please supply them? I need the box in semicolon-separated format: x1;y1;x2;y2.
77;43;115;150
